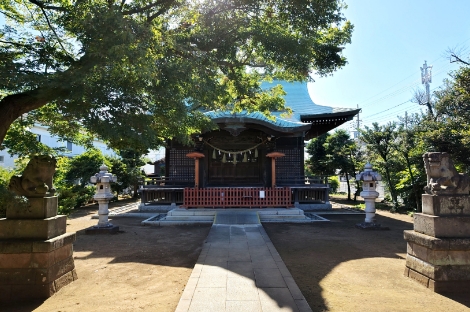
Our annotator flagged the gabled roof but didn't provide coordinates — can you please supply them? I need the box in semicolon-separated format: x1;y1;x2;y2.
204;80;359;137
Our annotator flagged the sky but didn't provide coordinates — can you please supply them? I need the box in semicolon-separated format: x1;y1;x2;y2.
308;0;470;132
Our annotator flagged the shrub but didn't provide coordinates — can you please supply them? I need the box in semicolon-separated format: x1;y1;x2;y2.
58;185;95;215
0;167;29;217
328;176;340;193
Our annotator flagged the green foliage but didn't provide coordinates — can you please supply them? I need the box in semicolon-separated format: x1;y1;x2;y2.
360;122;402;206
353;203;365;210
419;66;470;168
0;0;353;150
57;185;95;215
306;133;332;176
328;176;339;193
65;149;110;186
306;129;363;200
0;166;28;217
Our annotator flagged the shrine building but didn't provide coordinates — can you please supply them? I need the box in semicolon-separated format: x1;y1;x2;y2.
141;80;359;209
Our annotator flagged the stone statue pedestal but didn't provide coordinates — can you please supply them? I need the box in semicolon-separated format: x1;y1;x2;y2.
404;194;470;292
0;196;77;302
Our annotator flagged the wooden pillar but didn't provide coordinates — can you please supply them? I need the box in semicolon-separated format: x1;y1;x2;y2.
266;152;285;189
186;152;205;189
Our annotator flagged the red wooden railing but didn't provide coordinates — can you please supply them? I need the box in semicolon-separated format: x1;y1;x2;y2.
182;187;293;208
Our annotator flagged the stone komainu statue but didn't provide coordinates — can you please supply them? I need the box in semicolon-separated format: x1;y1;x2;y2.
423;152;470;195
9;155;57;197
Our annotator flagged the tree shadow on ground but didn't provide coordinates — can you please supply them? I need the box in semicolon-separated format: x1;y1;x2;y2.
264;213;470;312
3;218;212;312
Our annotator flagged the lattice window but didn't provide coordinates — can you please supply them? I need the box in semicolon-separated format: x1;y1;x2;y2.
168;149;194;184
276;148;303;185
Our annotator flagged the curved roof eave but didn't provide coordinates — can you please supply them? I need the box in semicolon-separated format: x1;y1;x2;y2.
208;113;311;133
300;108;361;121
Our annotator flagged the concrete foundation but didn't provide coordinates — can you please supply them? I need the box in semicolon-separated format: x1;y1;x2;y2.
0;197;77;302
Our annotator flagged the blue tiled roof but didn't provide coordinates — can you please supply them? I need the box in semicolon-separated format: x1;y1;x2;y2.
204;80;358;131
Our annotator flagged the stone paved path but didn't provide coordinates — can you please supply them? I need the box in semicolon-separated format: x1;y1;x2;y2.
175;224;312;312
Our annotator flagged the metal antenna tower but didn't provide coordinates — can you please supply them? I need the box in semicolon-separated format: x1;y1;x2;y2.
350;104;362;139
420;60;433;109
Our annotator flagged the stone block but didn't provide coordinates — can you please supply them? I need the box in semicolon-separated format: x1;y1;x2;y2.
0;241;33;254
6;197;58;219
406;254;470;280
36;256;75;284
408;267;430;287
32;232;76;253
404;230;470;251
54;270;75;292
0;268;37;285
407;267;470;293
414;213;470;238
0;232;76;255
407;242;470;265
0;215;67;239
9;283;56;300
428;279;470;293
422;194;470;216
0;285;11;302
0;253;32;269
0;234;76;302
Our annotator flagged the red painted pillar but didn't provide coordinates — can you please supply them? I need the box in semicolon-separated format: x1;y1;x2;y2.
266;152;285;189
186;152;205;189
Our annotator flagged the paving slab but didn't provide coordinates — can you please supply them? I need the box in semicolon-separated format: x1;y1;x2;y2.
175;224;312;312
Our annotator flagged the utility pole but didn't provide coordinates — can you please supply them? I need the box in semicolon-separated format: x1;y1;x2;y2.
350;104;362;140
420;60;433;115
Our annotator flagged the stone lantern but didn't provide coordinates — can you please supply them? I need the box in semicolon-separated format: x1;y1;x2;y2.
86;164;119;234
355;163;388;230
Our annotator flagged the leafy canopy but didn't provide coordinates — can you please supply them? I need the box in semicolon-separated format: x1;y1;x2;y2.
0;0;353;151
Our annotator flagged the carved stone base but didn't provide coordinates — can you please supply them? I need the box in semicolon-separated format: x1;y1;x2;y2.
0;215;67;240
6;197;58;219
404;230;470;292
422;194;470;216
414;213;470;238
0;232;77;302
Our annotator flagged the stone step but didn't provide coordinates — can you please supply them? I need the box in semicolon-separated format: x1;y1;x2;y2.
163;216;214;221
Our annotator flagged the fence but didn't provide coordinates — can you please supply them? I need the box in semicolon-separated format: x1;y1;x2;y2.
182;187;293;208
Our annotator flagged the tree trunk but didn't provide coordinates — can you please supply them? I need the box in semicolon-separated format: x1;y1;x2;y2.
404;155;421;212
0;87;64;145
384;165;398;206
133;182;139;198
345;172;351;201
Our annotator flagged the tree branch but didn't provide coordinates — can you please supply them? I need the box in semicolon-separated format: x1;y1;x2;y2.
122;1;165;15
450;53;470;66
0;86;69;145
28;0;66;12
29;2;74;61
0;39;34;49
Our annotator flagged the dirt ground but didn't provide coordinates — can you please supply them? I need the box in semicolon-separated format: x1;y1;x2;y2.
4;201;470;312
264;210;470;312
